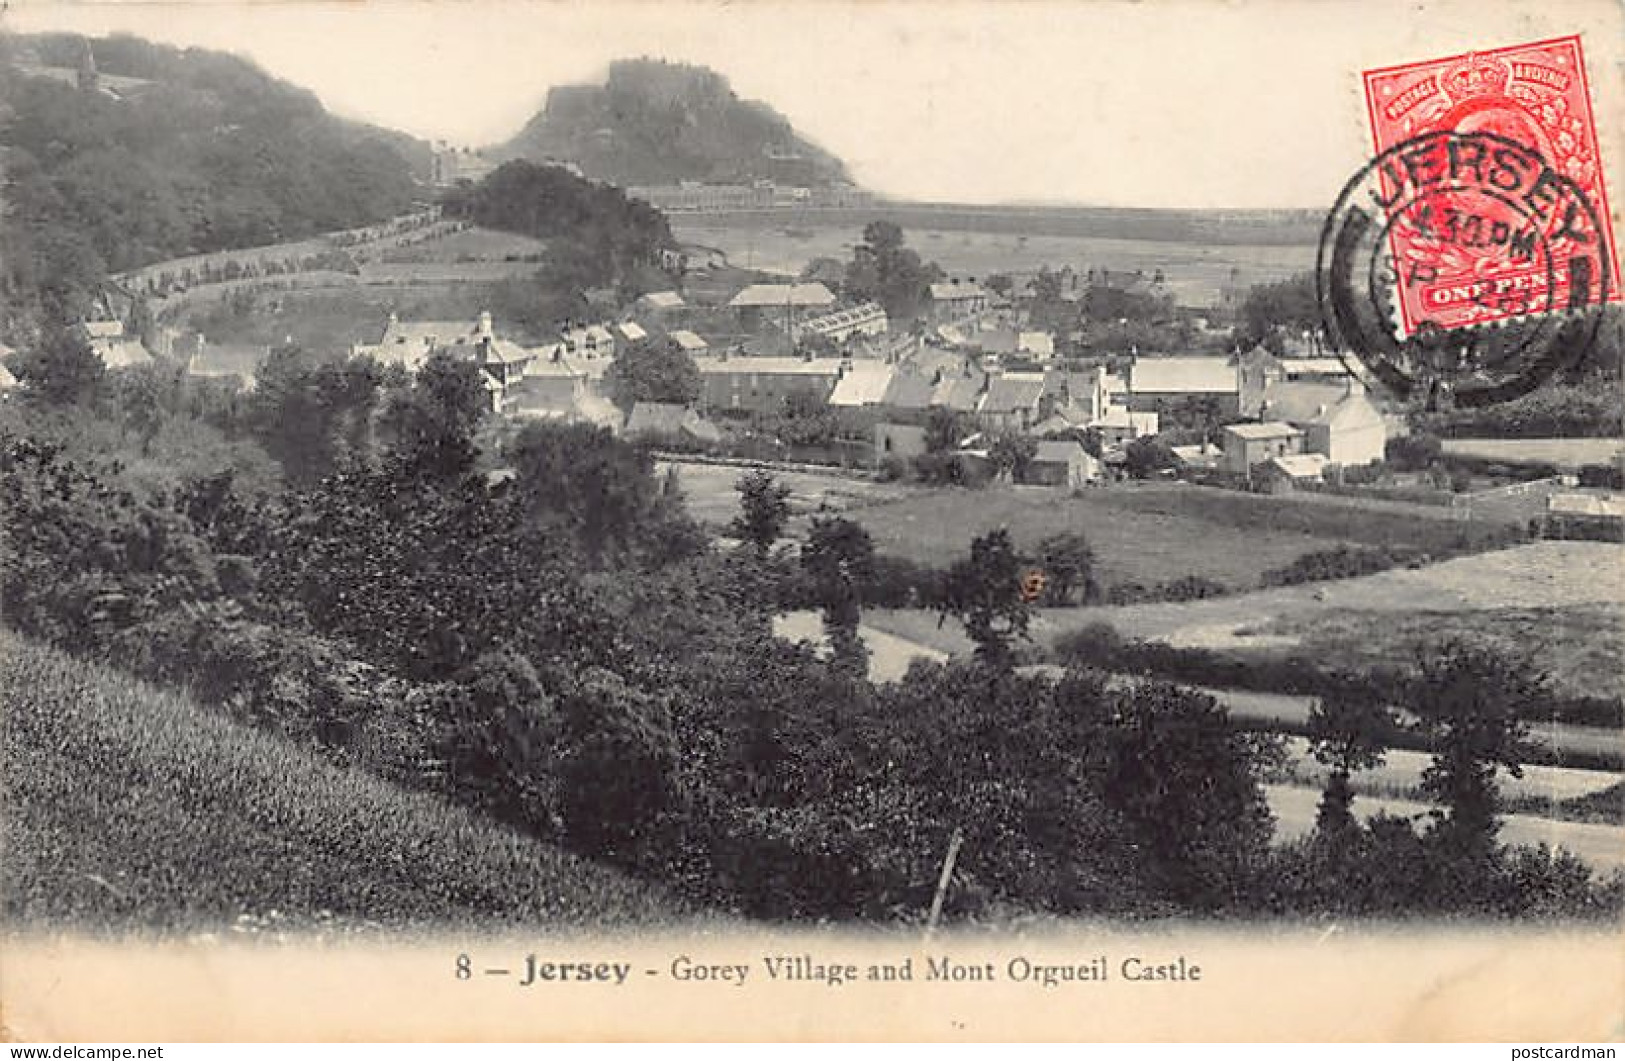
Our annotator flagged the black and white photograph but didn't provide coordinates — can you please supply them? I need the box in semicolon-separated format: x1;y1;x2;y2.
1;0;1621;1043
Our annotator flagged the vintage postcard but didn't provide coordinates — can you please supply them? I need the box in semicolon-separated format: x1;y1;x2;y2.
1;0;1622;1043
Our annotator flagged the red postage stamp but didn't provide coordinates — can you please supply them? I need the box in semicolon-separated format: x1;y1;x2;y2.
1359;36;1620;338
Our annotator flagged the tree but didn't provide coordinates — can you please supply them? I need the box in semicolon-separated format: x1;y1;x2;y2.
1409;640;1542;866
508;420;687;566
939;529;1032;671
15;324;104;407
1033;532;1099;605
1305;682;1392;838
249;346;384;485
603;340;701;410
924;407;968;454
1096;681;1277;909
729;469;791;555
381;352;488;481
1237;272;1320;348
1122;434;1176;478
988;433;1037;482
801;514;876;676
843;221;944;322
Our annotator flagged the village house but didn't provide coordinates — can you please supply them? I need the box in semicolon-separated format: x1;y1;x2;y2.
635;290;686;318
1024;439;1100;489
828;361;895;408
693;354;845;415
1258;379;1387;467
667;329;710;355
1258;453;1332;493
879;365;937;411
80;319;153;369
0;359;19;395
928;279;991;324
1089;406;1160;448
1221;421;1304;476
353;312;485;373
559;322;617;361
1018;331;1055;361
1126;354;1242;416
977;371;1049;432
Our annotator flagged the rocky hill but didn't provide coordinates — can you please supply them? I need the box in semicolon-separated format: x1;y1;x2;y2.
497;58;851;188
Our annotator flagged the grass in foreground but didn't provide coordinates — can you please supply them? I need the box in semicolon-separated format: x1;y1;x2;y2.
1;629;692;935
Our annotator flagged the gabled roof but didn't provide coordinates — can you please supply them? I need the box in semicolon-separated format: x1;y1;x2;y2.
1034;439;1092;463
979;372;1047;414
617;321;648;342
1225;421;1303;441
1031;414;1080;438
1130;356;1238;394
624;402;721;443
1268;453;1330;479
0;361;19;390
82;320;125;339
1280;357;1353;378
639;290;685;309
829;362;895;407
624;402;692;435
1018;331;1055;357
1307;387;1382;429
95;338;153;369
379;319;476;347
728;282;836;308
668;330;709;352
931;375;984;411
881;369;936;410
1258;381;1347;425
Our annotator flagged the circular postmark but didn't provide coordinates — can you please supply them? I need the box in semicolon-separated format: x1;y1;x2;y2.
1317;129;1614;407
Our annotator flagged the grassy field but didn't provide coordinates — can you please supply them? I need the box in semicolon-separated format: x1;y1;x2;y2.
659;459;918;530
1;630;691;934
849;481;1505;592
175;281;548;357
860;541;1625;702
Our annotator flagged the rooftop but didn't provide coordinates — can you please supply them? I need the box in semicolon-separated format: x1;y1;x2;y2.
693;355;846;376
1225;421;1303;441
728;283;836;308
1131;356;1238;395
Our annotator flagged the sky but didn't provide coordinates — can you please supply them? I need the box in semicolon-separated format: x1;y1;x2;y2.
5;0;1623;209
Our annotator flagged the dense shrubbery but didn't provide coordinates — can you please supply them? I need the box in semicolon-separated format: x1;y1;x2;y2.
1105;575;1230;605
1417;384;1624;439
1261;544;1421;586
